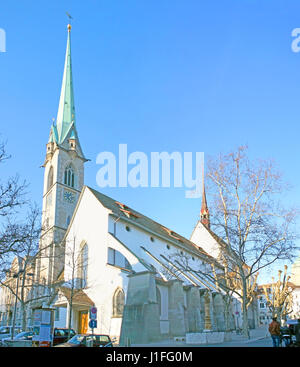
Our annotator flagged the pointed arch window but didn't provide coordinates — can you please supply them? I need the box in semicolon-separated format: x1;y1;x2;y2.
47;166;54;191
112;288;125;317
78;242;88;288
64;164;75;188
107;247;132;271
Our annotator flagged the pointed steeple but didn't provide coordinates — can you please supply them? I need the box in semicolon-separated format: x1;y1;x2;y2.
200;169;210;228
47;24;86;161
56;24;76;144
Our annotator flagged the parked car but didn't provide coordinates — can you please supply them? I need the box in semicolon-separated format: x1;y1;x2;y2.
287;319;299;335
0;331;34;347
0;326;23;341
55;334;113;347
53;328;76;346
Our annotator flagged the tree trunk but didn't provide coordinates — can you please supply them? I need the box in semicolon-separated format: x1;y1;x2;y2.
241;279;250;338
224;299;231;332
21;303;27;331
67;292;73;339
242;302;250;338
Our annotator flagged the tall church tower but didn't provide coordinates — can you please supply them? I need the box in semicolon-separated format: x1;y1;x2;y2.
38;24;88;284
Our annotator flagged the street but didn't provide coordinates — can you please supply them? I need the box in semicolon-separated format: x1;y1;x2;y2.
196;336;273;347
132;336;283;348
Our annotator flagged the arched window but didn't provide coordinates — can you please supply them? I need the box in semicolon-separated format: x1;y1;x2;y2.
78;243;88;288
107;247;132;270
113;288;125;317
47;166;53;191
64;164;75;188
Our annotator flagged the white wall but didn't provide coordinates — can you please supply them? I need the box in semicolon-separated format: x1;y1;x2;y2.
54;307;67;328
110;214;210;285
64;188;136;336
190;221;220;260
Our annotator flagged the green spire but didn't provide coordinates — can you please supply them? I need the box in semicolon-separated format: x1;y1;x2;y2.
56;24;76;144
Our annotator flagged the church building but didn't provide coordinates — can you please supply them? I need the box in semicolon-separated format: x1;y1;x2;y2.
1;24;260;343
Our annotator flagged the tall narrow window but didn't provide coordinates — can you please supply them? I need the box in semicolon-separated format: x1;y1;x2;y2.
64;164;75;188
47;166;53;191
112;288;125;317
78;243;88;288
156;287;162;317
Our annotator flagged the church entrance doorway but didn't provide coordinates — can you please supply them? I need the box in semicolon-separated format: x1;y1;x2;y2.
79;310;88;334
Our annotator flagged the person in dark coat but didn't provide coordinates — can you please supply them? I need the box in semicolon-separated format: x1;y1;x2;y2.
269;317;281;347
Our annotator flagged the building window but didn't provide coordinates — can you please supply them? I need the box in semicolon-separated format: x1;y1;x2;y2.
107;247;132;270
55;307;60;321
125;226;131;232
47;166;54;191
64;164;75;188
78;243;88;288
150;237;155;242
259;303;265;309
156;287;162;317
112;288;125;317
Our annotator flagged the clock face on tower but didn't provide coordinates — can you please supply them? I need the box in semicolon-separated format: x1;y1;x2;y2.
63;189;75;204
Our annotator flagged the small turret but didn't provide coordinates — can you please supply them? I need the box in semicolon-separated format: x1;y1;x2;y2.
200;175;210;228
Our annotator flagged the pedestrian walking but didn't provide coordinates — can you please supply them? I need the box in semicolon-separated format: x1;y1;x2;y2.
280;323;292;347
268;317;281;347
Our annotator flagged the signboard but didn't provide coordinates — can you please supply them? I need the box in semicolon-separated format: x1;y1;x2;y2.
32;308;54;347
89;319;97;329
41;310;51;324
39;325;52;341
33;309;42;326
89;306;97;320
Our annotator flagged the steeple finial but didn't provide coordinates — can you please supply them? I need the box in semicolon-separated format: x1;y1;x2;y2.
66;11;73;31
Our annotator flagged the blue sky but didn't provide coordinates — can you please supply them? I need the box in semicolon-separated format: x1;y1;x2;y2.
1;0;300;283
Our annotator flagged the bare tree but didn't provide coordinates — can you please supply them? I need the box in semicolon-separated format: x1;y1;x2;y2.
206;145;299;337
0;206;64;331
263;265;294;322
0;141;28;261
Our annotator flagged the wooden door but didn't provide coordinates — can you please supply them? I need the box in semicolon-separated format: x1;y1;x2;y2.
79;311;88;334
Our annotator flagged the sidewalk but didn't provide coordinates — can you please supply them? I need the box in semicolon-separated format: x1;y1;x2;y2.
230;325;269;343
131;326;269;347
